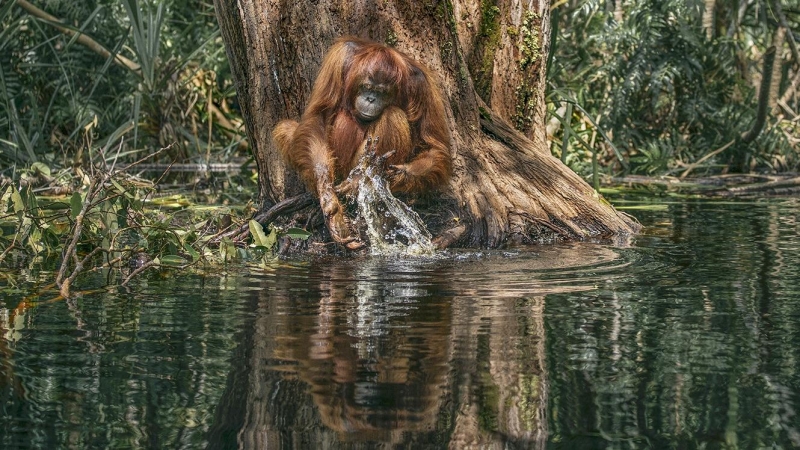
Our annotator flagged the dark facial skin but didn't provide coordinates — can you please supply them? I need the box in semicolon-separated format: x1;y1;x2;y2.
353;81;393;122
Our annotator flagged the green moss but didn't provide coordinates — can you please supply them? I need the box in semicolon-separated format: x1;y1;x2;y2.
518;11;541;70
459;64;470;85
440;39;453;62
474;0;503;101
511;11;543;130
436;0;454;23
385;30;398;47
513;83;539;131
480;2;501;35
438;0;461;49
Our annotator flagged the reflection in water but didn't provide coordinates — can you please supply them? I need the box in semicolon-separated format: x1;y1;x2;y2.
276;261;449;439
209;244;619;448
3;199;800;448
546;200;800;448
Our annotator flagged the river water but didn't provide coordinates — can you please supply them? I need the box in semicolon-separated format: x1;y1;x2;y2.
2;198;799;448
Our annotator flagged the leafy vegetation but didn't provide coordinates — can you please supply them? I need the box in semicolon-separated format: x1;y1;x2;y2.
1;0;799;293
548;0;799;179
0;0;245;172
0;151;309;297
0;0;264;293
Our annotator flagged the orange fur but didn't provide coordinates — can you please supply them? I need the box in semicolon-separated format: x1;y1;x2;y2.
272;37;451;245
273;36;451;196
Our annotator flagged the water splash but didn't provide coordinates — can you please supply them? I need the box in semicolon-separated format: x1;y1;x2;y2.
351;156;436;256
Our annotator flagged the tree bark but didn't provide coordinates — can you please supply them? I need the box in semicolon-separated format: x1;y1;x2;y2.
702;0;715;39
768;27;785;114
614;0;624;24
213;0;640;248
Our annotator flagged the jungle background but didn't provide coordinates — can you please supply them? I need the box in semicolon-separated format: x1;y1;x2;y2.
2;2;800;447
0;0;798;281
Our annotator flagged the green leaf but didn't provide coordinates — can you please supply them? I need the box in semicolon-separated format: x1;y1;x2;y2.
70;192;82;219
28;228;43;254
284;227;312;240
219;238;235;262
264;225;278;249
110;179;130;197
249;219;269;248
30;162;51;177
20;186;37;210
183;242;200;262
8;100;36;164
160;255;187;266
615;204;669;211
11;190;24;214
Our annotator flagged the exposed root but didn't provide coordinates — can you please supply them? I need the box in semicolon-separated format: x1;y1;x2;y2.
432;224;468;249
443;110;640;247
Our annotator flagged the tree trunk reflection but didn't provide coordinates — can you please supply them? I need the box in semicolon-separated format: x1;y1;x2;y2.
206;254;575;448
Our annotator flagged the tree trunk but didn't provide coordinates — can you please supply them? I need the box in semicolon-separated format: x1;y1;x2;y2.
768;27;785;114
702;0;715;39
614;0;624;24
213;0;639;248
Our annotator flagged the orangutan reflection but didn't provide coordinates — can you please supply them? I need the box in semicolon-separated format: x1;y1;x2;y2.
274;260;451;439
211;245;620;448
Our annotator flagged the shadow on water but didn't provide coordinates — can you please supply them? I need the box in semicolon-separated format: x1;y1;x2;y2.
2;198;800;449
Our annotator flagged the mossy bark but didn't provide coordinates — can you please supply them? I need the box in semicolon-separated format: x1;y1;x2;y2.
213;0;640;248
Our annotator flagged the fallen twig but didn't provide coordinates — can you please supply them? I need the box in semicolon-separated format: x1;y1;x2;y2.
56;178;100;298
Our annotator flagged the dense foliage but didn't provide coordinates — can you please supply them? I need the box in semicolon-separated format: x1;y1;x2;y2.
548;0;799;177
1;0;798;290
0;0;242;175
2;0;797;180
0;0;265;293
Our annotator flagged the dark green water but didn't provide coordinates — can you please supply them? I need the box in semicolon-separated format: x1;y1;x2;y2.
2;198;799;449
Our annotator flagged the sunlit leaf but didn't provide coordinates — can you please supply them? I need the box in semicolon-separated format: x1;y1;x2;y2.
11;190;24;214
264;225;278;250
28;228;43;254
30;162;51;177
615;204;669;211
249;219;269;248
147;195;192;208
110;179;130;197
70;192;82;219
160;255;187;266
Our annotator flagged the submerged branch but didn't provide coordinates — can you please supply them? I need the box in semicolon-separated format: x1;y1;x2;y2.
612;174;800;197
719;176;800;196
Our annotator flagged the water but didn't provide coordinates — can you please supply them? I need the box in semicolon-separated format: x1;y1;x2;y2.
2;198;800;448
353;151;435;256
